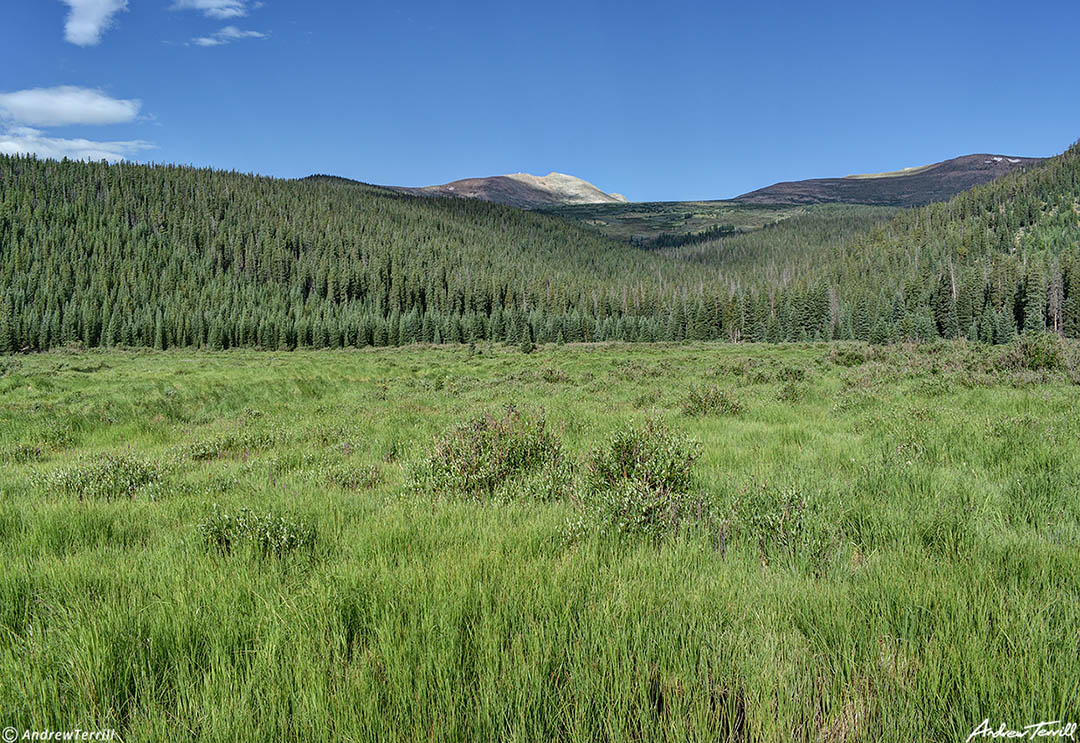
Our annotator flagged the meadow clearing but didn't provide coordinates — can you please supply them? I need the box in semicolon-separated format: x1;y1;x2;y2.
1;340;1078;741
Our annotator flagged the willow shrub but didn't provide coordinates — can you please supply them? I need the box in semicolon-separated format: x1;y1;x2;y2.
408;405;572;503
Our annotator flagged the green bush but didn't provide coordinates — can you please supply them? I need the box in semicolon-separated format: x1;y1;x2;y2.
583;480;717;541
1006;332;1068;372
35;452;161;500
1;443;45;464
827;346;868;367
777;381;807;403
589;418;700;495
410;405;566;502
633;388;663;408
575;419;718;540
327;463;383;491
182;426;287;461
682;385;744;417
198;506;316;557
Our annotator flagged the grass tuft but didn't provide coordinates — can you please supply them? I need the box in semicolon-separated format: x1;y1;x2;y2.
198;505;316;557
682;385;745;416
34;452;162;500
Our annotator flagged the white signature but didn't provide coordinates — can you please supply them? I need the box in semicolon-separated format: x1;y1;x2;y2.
967;720;1078;741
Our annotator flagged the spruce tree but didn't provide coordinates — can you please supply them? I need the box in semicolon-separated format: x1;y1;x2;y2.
0;300;12;353
519;323;534;354
1022;267;1047;334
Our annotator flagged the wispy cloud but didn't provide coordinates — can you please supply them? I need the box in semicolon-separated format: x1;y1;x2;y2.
0;127;154;162
0;86;151;163
172;0;249;19
60;0;128;46
191;25;267;46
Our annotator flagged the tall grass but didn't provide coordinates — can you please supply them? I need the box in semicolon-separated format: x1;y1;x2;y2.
1;341;1078;741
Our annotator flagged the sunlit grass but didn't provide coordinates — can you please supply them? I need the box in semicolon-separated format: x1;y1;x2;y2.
1;341;1078;741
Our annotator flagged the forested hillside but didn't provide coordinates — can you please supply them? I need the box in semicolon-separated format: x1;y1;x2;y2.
0;156;719;351
1;142;1078;351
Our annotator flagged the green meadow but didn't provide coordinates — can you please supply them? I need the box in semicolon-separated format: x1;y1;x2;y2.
1;341;1078;741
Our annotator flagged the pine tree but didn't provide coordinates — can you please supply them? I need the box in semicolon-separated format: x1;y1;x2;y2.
1022;267;1047;334
0;298;12;353
995;308;1017;344
978;305;996;344
519;322;534;354
1064;292;1080;339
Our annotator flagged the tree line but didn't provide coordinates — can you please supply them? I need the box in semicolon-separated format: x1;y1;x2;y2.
1;142;1078;352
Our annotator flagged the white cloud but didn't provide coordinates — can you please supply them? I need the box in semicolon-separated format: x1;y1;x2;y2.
0;86;141;127
0;126;154;162
0;86;152;163
172;0;249;19
191;25;267;46
60;0;128;46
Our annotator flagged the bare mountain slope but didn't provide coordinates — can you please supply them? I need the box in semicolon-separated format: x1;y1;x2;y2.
391;172;628;209
734;154;1045;206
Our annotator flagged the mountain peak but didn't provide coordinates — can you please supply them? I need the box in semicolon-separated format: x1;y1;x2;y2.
735;153;1045;207
391;171;627;209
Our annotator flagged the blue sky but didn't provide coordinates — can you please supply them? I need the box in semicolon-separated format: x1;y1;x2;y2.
1;0;1078;201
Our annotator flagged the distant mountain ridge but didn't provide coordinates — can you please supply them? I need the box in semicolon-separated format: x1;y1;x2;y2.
389;172;628;209
734;154;1045;207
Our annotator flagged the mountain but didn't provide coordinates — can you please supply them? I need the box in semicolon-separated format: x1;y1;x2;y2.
390;172;628;209
734;154;1046;207
1;141;1077;353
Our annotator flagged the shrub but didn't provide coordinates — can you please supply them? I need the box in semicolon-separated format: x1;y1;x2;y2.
777;381;807;403
1005;332;1068;372
182;426;286;461
327;463;383;491
777;365;806;383
541;367;571;384
574;419;720;541
198;506;316;557
633;388;663;408
589;418;700;495
410;405;566;501
827;346;868;367
739;487;807;560
35;452;161;500
682;385;744;417
381;437;405;463
1;443;45;464
584;480;717;541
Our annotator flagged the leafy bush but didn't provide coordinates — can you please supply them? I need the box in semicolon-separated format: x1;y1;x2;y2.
182;426;286;461
410;405;566;501
777;381;807;403
574;419;718;541
582;480;719;541
327;463;383;491
381;437;405;463
777;365;806;383
633;388;663;408
682;385;744;417
541;367;571;384
1;443;45;464
36;452;161;500
1005;332;1068;372
827;346;868;367
589;418;700;495
198;506;316;557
